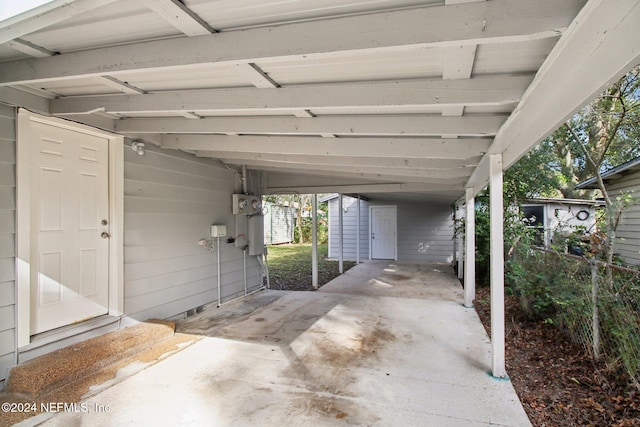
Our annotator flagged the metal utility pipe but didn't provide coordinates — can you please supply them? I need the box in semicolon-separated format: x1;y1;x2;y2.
356;195;361;264
216;236;222;307
243;249;248;295
338;193;344;273
312;194;318;288
241;165;248;194
218;250;267;308
264;250;270;289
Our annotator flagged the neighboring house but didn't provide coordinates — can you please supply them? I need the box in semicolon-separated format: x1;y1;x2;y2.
263;201;296;245
321;194;454;262
577;157;640;266
521;198;602;248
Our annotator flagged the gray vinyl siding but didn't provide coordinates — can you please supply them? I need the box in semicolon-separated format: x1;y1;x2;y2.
328;196;369;260
123;145;262;322
390;201;454;262
0;104;16;384
328;197;454;262
264;203;295;245
607;171;640;266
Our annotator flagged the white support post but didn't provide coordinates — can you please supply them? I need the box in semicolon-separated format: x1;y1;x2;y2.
489;154;507;378
312;194;319;288
456;203;464;280
338;194;344;273
453;205;458;267
356;195;361;264
464;187;476;308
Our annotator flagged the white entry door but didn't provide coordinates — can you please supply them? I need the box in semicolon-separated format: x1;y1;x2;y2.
370;206;396;260
29;120;111;334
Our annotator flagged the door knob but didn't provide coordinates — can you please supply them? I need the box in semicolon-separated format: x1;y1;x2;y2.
101;232;111;239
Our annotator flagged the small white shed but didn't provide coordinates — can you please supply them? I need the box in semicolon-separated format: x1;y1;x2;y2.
263;201;296;245
521;198;602;247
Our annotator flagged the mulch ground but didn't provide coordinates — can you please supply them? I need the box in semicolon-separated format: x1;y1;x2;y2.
474;287;640;426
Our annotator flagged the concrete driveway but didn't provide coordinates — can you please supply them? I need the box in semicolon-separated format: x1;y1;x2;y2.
36;261;531;426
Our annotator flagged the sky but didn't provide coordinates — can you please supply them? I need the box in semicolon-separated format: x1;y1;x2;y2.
0;0;54;22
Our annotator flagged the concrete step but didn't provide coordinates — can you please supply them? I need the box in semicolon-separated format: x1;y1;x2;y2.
6;320;176;398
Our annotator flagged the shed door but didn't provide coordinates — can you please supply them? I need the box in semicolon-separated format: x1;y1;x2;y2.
30;120;111;334
371;206;396;260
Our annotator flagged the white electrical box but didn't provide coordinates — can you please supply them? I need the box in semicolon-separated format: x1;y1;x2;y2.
211;225;227;238
233;194;262;215
248;215;264;255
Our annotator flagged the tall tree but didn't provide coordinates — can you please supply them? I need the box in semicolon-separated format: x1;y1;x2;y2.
516;66;640;203
562;65;640;266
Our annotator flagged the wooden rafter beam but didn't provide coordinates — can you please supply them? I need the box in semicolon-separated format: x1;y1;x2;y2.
118;115;505;136
218;158;472;180
50;75;531;115
196;151;482;170
248;164;468;185
160;135;491;159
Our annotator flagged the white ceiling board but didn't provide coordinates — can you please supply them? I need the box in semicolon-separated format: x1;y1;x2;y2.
21;77;125;96
19;3;178;55
115;64;250;92
257;47;443;85
186;0;437;30
472;38;560;75
0;0;122;45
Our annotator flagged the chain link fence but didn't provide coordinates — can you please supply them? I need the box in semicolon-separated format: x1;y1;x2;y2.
509;249;640;385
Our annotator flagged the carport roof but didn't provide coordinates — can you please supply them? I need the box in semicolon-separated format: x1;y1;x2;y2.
1;0;638;204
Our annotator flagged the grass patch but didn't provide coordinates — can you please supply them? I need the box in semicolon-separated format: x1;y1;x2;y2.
266;243;356;291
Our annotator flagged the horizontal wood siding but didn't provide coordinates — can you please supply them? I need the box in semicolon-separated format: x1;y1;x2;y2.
328;197;453;262
0;104;16;384
124;146;261;321
607;172;640;265
369;200;454;262
328;196;369;260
